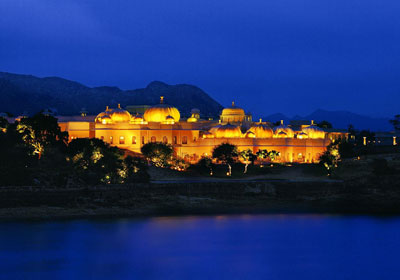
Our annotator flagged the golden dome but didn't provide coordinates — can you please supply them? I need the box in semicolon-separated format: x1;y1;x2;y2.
274;120;294;138
144;96;180;123
215;123;242;138
110;104;132;123
247;123;274;138
302;122;325;139
220;101;246;123
187;117;197;123
245;131;256;138
221;102;245;116
95;106;112;123
297;131;308;139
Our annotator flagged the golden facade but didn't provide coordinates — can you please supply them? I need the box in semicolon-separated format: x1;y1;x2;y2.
59;97;348;163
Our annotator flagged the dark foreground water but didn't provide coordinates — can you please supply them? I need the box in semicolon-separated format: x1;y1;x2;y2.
1;215;400;280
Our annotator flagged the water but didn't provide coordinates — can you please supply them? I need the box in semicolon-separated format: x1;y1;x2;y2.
1;215;400;280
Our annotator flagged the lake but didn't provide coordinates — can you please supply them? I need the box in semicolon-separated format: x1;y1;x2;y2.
1;215;399;280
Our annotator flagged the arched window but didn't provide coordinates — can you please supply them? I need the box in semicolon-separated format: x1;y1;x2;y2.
110;136;113;144
100;136;104;141
132;136;136;144
151;136;156;143
163;136;168;144
173;136;177;144
142;136;145;144
182;136;187;144
119;136;125;144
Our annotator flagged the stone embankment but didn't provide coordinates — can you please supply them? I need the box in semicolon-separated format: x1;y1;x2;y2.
0;178;399;220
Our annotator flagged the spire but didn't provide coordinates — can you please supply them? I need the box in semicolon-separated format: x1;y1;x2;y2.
259;118;262;123
311;120;314;125
232;101;235;107
118;104;121;109
280;120;284;125
160;96;164;104
106;106;109;111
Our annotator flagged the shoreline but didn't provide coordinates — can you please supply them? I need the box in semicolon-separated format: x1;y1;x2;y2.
1;179;400;221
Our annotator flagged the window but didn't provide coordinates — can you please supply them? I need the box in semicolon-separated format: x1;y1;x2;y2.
100;136;104;141
163;136;168;144
142;136;145;144
119;136;125;144
173;136;177;144
132;136;136;144
182;136;187;144
110;136;113;144
151;136;156;143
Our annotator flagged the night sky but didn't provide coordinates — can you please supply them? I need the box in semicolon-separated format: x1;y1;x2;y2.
0;0;399;118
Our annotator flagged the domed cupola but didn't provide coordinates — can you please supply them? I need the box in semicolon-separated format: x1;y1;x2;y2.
274;120;294;138
246;120;274;138
144;96;180;123
302;120;325;139
110;104;132;123
220;101;246;123
95;106;112;124
215;123;242;138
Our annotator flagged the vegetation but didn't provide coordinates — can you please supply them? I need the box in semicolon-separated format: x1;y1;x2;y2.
0;114;149;186
390;115;400;131
212;143;238;176
317;120;332;129
141;142;174;168
239;149;256;173
256;149;280;163
319;141;340;175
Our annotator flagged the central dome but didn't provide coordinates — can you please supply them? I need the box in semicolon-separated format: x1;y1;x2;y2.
144;96;180;123
220;101;245;123
274;120;294;138
214;123;242;138
302;121;325;139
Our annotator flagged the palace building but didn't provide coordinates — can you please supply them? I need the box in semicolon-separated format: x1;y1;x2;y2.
58;97;348;163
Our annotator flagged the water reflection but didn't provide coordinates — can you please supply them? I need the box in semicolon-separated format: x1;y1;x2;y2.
1;215;400;279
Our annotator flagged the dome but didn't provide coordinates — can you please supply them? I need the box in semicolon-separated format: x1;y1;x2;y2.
297;131;308;139
220;101;246;123
245;131;256;138
100;115;112;124
274;120;294;138
187;116;198;123
215;123;242;138
144;96;180;123
246;123;274;138
110;104;132;123
302;123;325;139
95;106;112;123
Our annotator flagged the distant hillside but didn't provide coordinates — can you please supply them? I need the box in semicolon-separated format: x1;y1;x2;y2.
0;72;223;117
263;109;392;131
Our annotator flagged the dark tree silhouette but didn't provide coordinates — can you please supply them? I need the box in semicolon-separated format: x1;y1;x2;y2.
212;143;238;176
390;115;400;131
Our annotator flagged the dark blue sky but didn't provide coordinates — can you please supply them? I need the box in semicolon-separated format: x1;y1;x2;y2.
1;0;399;118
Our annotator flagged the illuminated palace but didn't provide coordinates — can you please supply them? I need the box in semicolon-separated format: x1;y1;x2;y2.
58;97;348;163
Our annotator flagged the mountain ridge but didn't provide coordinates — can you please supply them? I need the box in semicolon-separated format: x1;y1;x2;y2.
0;71;223;117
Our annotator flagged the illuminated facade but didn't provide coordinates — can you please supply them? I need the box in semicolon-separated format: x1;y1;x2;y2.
58;97;348;163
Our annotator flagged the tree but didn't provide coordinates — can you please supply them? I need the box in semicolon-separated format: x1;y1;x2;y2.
17;114;68;159
319;141;340;175
390;115;400;131
212;143;238;176
0;117;8;133
141;142;174;168
267;150;280;162
256;149;269;163
239;149;256;173
66;138;147;184
317;120;332;129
